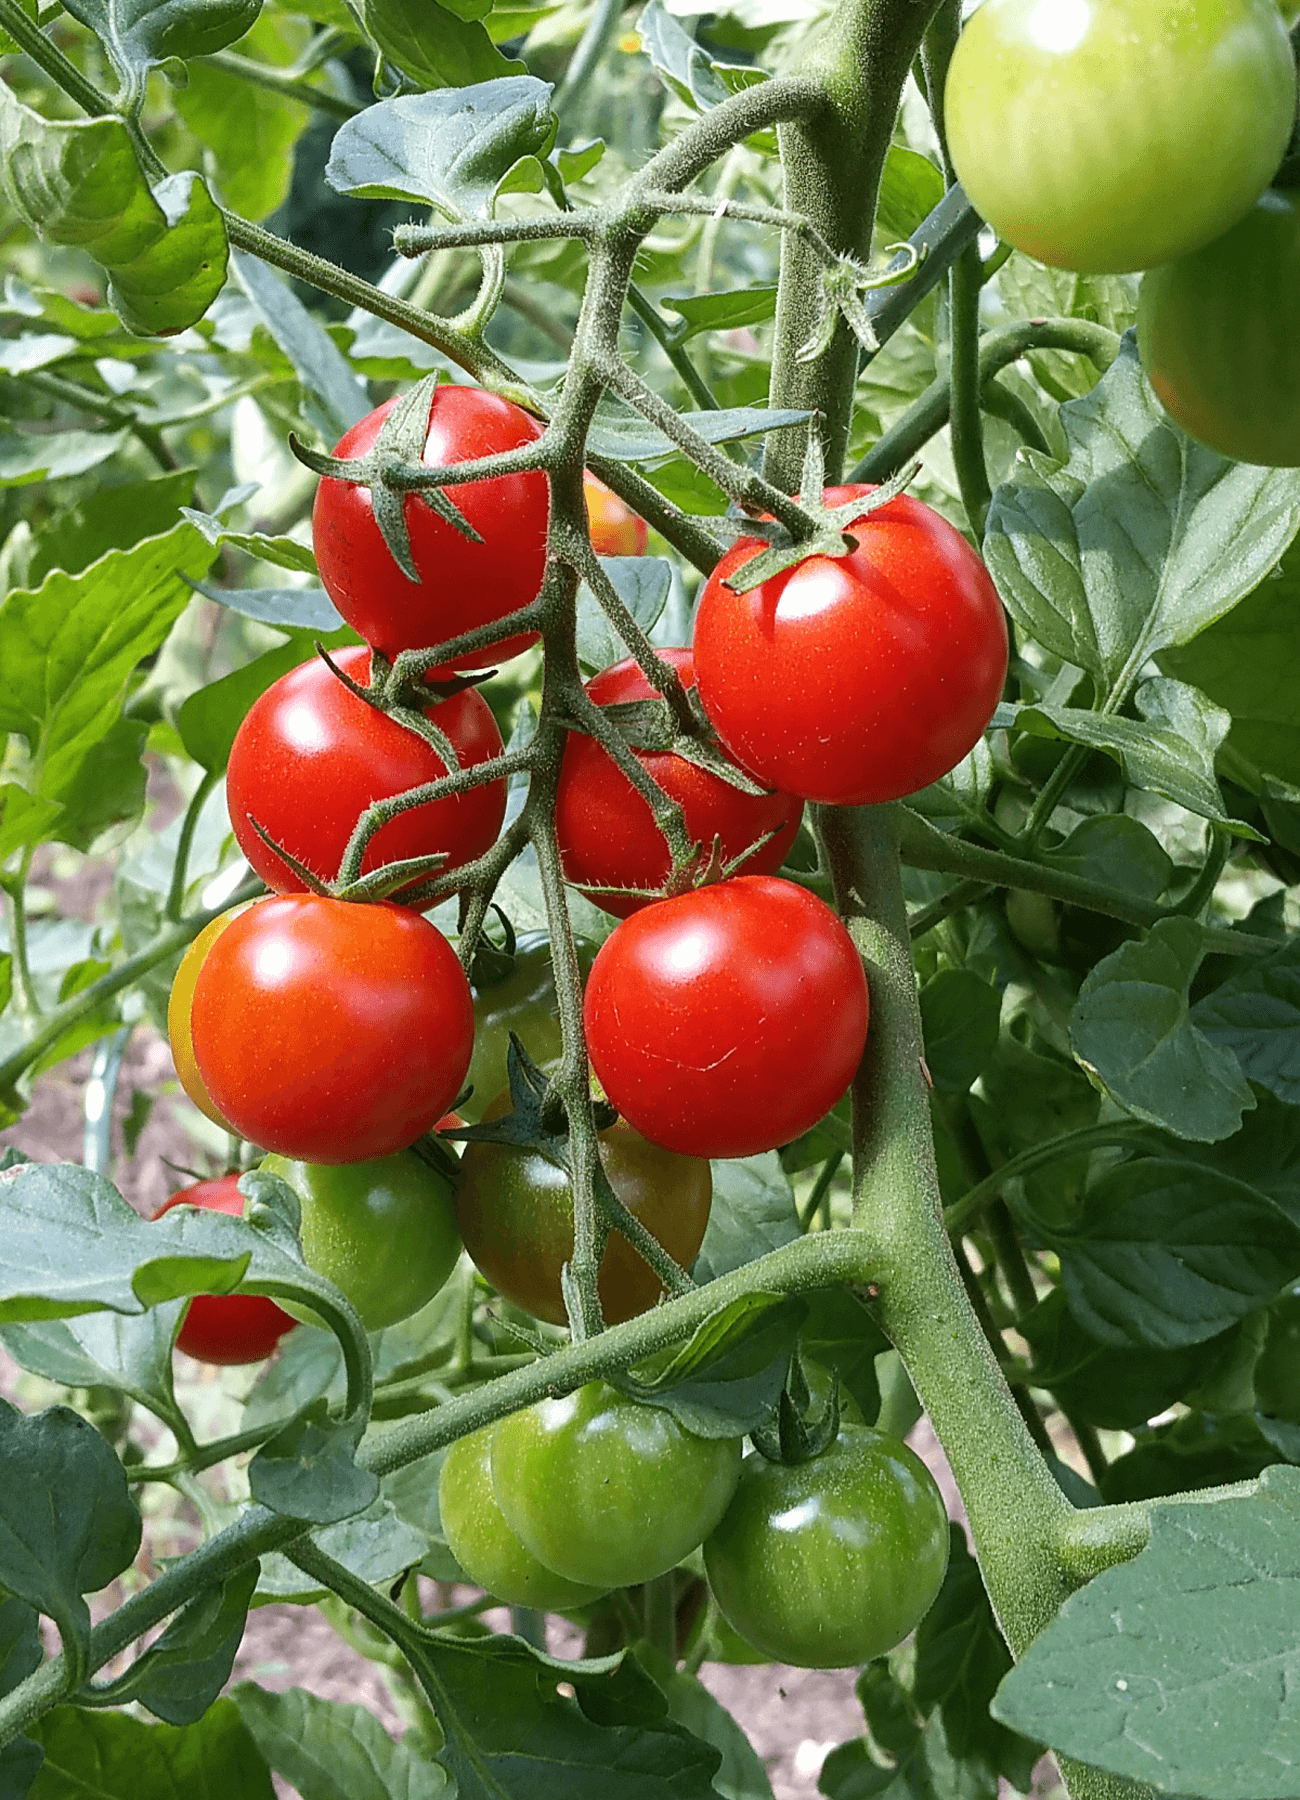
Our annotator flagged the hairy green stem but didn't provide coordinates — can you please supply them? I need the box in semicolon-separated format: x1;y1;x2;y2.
626;281;721;413
948;243;992;535
5;849;40;1020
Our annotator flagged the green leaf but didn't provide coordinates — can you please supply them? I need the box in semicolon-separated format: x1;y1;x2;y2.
255;1498;428;1601
622;1293;805;1437
189;582;346;633
991;1464;1300;1797
29;1698;275;1799
129;1565;259;1725
249;1406;380;1523
576;556;671;672
875;145;945;244
47;714;150;851
0;788;63;864
693;1153;800;1284
1069;917;1255;1142
637;1650;773;1800
1100;1411;1281;1504
1193;939;1300;1109
173;52;308;222
60;0;263;93
178;507;318;572
1041;812;1172;900
820;1660;999;1800
799;1288;888;1425
660;287;778;342
231;252;368;435
359;0;523;90
1010;678;1255;835
984;333;1300;693
28;468;196;586
1019;1289;1218;1430
176;637;317;772
1039;1157;1300;1350
326;78;554;216
0;426;130;486
993;256;1136;402
919;968;1001;1094
0;0;36;55
1166;1089;1300;1224
243;1325;345;1431
586;402;808;462
0;1401;141;1650
233;1684;450;1799
0;1305;183;1422
634;0;760;114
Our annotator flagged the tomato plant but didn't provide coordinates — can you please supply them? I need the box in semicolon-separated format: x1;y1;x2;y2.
584;472;649;557
1254;1293;1300;1421
702;1427;950;1667
456;1085;712;1324
463;935;594;1120
944;0;1296;274
312;384;549;666
692;488;1008;806
226;645;507;896
490;1382;743;1589
188;896;474;1162
154;1175;297;1365
1137;189;1300;467
555;648;803;914
584;876;869;1157
438;1422;608;1608
260;1148;462;1330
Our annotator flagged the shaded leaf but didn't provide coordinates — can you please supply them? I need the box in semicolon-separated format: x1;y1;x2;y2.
661;288;778;342
61;0;262;92
249;1407;380;1524
359;0;523;91
28;1698;275;1799
586;402;808;463
919;969;1001;1095
232;251;368;435
575;556;671;672
233;1683;450;1799
693;1153;800;1284
1193;939;1300;1108
130;1565;259;1726
0;1304;183;1422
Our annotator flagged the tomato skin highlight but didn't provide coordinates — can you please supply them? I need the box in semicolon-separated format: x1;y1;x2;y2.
555;649;803;917
1138;190;1300;468
155;1175;297;1365
168;909;242;1128
944;0;1296;275
456;1086;712;1326
703;1428;950;1668
190;895;474;1163
438;1424;608;1609
692;488;1007;807
584;471;649;557
584;875;869;1159
260;1149;462;1330
226;646;506;899
490;1381;743;1589
311;384;548;667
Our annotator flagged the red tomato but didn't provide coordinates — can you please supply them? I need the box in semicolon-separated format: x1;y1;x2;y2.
583;875;869;1158
584;472;649;557
691;486;1008;805
155;1175;296;1365
226;646;506;898
555;649;803;917
311;384;549;668
190;896;473;1163
167;908;243;1128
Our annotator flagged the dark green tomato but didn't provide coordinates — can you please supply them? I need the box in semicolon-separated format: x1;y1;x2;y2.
463;935;594;1122
703;1427;949;1668
1138;190;1300;466
1254;1293;1300;1421
491;1381;743;1590
260;1150;461;1331
438;1424;607;1610
456;1087;712;1326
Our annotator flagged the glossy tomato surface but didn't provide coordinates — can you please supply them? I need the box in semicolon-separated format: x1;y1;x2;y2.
703;1427;950;1668
226;645;506;896
945;0;1295;275
1138;190;1300;467
456;1086;712;1325
491;1381;743;1589
167;906;247;1128
312;384;548;667
584;876;869;1158
155;1175;297;1365
463;934;594;1121
555;649;803;917
190;896;473;1162
261;1149;462;1330
439;1423;608;1609
692;488;1007;807
584;471;649;557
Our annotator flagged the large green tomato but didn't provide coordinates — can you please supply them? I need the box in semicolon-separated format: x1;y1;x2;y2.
261;1150;461;1331
702;1427;949;1668
490;1382;743;1589
438;1425;608;1610
1138;189;1300;467
463;935;594;1122
945;0;1296;274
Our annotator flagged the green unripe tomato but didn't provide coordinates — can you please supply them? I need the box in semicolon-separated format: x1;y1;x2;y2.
490;1381;743;1590
1138;190;1300;467
945;0;1296;274
261;1150;461;1331
464;935;594;1122
1254;1293;1300;1420
703;1427;950;1668
438;1425;608;1610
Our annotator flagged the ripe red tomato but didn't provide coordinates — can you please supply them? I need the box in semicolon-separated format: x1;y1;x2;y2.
226;646;506;898
311;384;549;667
167;906;248;1128
584;472;648;556
456;1084;713;1325
154;1175;296;1365
583;875;869;1158
189;896;473;1163
555;649;803;917
692;487;1007;807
